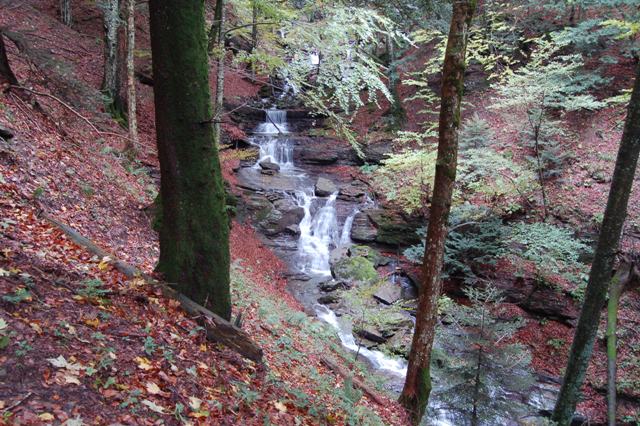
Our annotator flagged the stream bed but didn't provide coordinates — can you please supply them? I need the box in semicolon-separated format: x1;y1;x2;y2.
235;108;558;425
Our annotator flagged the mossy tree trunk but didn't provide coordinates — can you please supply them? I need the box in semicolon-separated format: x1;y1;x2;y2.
102;0;125;117
399;1;476;424
552;65;640;425
148;0;231;320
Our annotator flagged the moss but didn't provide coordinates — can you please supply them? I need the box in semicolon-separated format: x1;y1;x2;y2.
332;256;378;284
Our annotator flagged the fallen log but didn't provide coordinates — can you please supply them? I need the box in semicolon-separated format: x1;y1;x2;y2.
43;214;263;363
320;355;386;406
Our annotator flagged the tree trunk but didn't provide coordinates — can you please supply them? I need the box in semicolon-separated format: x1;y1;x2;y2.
251;0;258;51
552;65;640;425
148;0;231;320
213;0;226;144
207;0;224;54
124;0;138;158
60;0;72;26
102;0;124;116
398;1;476;424
0;31;19;88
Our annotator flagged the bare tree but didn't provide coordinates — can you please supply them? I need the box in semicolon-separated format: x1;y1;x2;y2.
60;0;72;26
124;0;138;158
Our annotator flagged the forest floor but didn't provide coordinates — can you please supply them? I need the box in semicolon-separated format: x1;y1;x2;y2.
1;0;639;425
0;2;408;425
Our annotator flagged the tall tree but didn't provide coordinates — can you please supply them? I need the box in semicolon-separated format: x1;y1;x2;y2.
102;0;124;116
0;31;18;88
212;0;226;145
60;0;72;26
124;0;138;158
399;1;476;424
552;65;640;425
148;0;231;320
207;0;224;53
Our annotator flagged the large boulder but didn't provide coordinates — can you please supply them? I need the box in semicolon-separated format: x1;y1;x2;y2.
315;177;338;197
373;281;402;305
338;180;368;202
364;208;423;247
257;197;305;236
331;256;378;285
350;212;377;242
348;245;390;268
259;159;280;171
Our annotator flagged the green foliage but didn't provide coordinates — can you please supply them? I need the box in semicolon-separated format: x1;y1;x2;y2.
506;222;592;289
431;286;533;424
78;279;110;299
2;287;32;304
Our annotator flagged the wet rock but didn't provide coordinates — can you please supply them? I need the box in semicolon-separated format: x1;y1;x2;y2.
257;197;305;236
362;140;392;164
348;245;389;268
355;326;387;344
329;246;349;267
260;169;277;175
299;145;339;164
317;294;341;305
350;212;377;242
331;256;378;285
259;159;280;171
319;280;350;292
315;177;337;197
284;224;300;235
373;281;402;305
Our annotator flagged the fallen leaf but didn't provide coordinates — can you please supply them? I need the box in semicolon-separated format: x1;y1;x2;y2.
84;318;100;328
134;357;153;371
141;399;166;414
188;396;202;411
38;413;55;421
0;318;6;331
274;401;287;413
47;355;84;372
0;400;5;409
30;322;43;334
146;382;161;395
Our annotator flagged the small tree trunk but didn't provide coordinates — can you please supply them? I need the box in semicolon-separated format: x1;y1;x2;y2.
251;0;258;51
399;1;476;424
213;0;226;144
552;65;640;425
149;0;231;320
60;0;72;26
0;31;19;88
207;0;224;54
102;0;124;116
124;0;138;158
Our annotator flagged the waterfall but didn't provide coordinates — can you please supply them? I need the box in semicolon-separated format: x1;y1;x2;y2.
314;304;408;377
251;108;294;170
339;209;359;246
296;191;339;275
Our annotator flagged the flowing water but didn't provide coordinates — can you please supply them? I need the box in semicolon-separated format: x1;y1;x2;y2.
244;109;556;425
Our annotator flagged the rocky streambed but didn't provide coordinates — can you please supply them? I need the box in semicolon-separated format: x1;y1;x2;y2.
230;107;559;425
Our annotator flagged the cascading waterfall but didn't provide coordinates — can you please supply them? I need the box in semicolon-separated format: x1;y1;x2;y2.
339;209;359;246
252;109;294;170
296;191;339;275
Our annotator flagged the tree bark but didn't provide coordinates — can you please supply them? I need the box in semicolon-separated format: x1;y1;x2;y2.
124;0;138;158
399;1;476;424
0;30;18;88
207;0;224;54
213;0;226;144
552;65;640;425
149;0;232;320
60;0;72;26
102;0;124;116
251;0;258;51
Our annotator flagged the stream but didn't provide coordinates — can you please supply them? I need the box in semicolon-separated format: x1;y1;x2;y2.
237;108;558;425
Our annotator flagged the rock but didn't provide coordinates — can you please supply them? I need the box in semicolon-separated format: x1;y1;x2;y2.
385;328;413;357
329;246;349;267
260;169;276;175
257;197;305;236
331;256;378;284
259;159;280;171
284;224;300;235
367;209;422;246
350;212;377;242
362;140;392;164
355;326;387;344
317;294;340;305
338;181;368;202
315;177;337;197
373;281;402;305
348;245;389;268
319;280;350;292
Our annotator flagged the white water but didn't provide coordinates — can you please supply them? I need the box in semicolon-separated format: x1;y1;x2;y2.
250;108;410;381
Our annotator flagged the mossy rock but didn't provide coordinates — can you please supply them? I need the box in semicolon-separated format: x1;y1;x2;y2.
348;245;391;268
331;256;378;284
